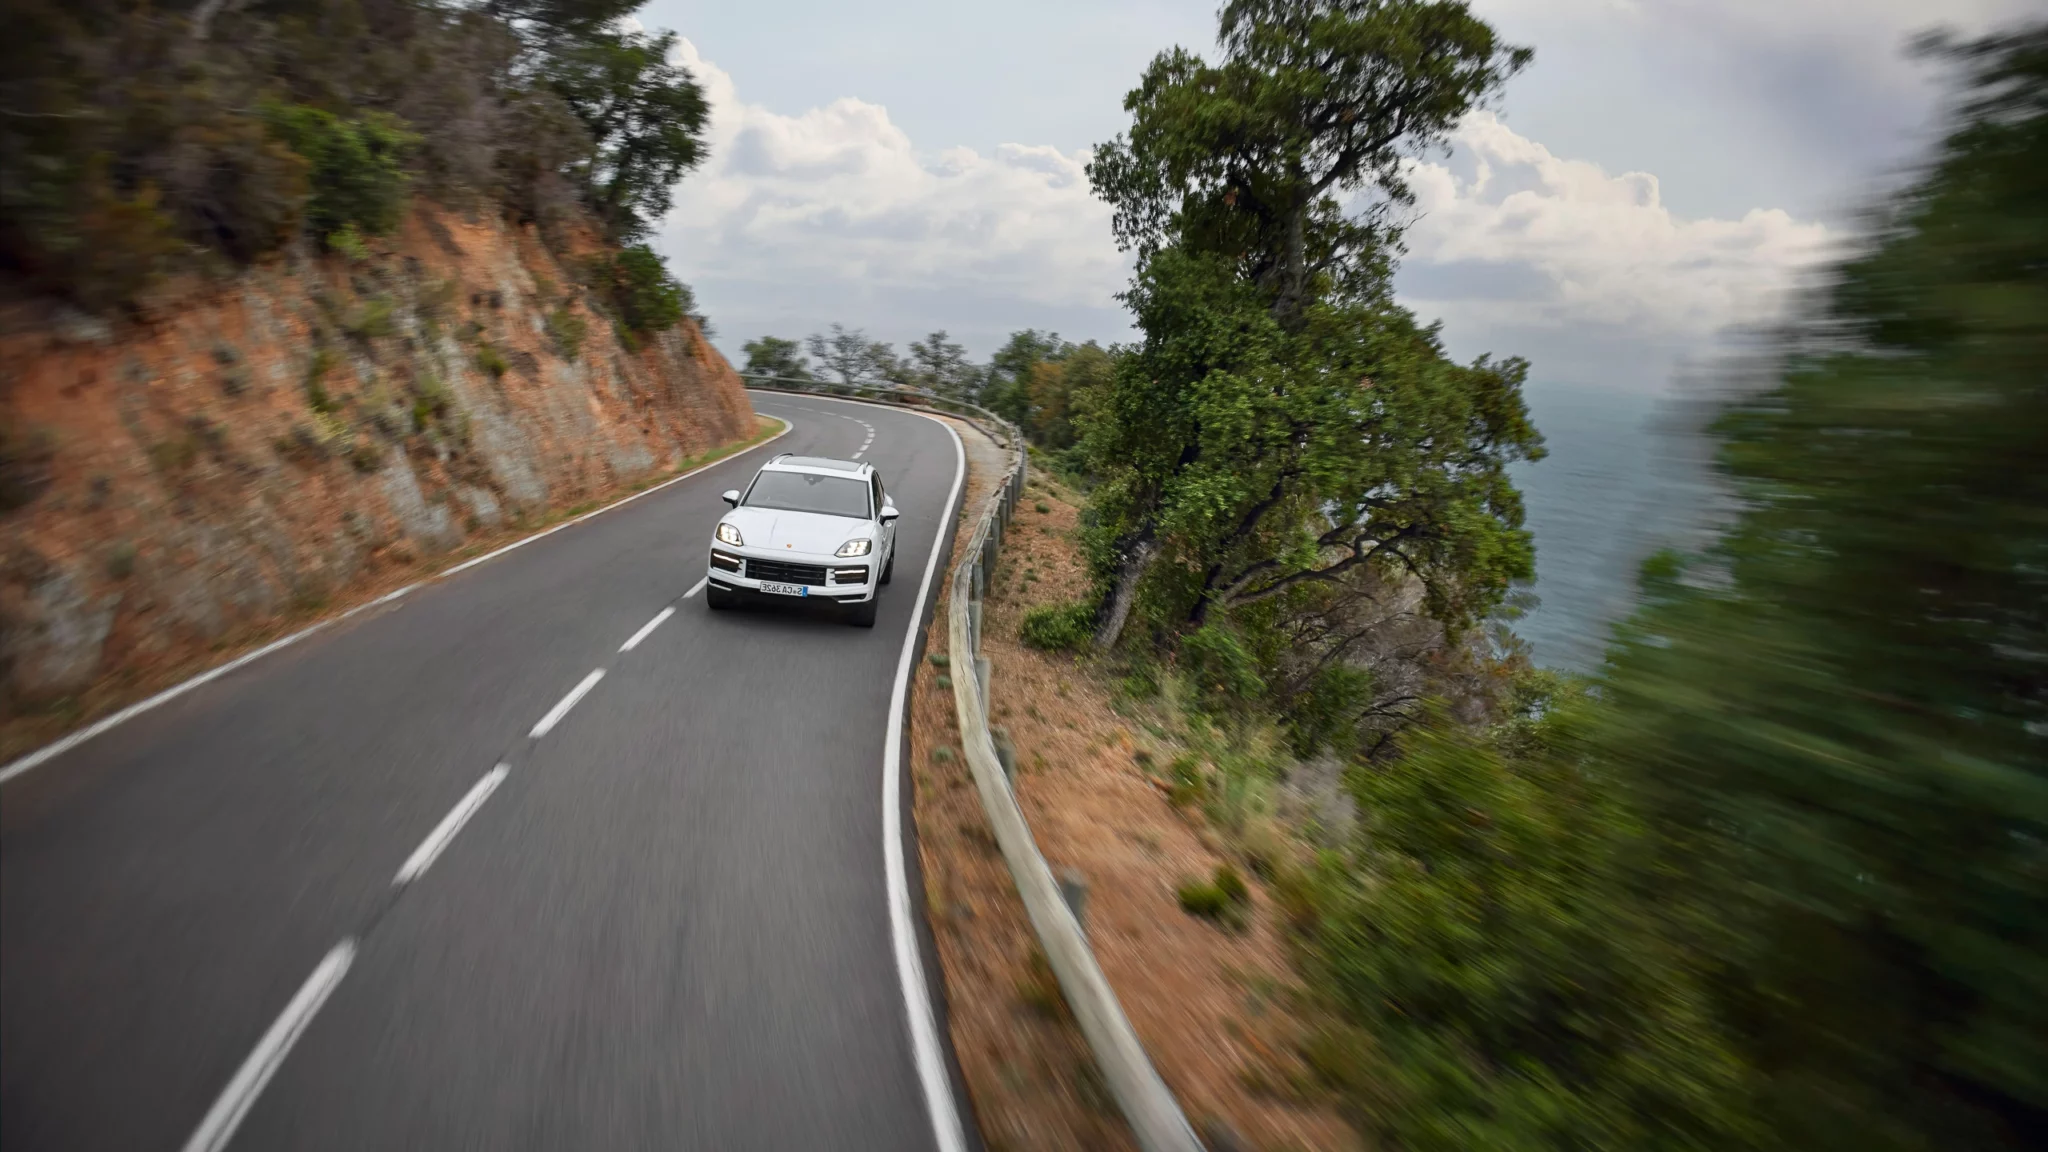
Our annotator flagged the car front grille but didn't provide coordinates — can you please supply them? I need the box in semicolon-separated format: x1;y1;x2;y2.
746;558;828;586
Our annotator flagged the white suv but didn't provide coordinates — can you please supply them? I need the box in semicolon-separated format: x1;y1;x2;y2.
706;455;900;627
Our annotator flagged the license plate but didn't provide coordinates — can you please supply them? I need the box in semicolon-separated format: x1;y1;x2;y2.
758;581;808;597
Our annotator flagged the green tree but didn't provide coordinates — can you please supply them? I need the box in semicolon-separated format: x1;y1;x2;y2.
806;324;901;387
906;330;979;399
742;335;813;381
980;328;1073;425
483;0;643;40
1020;340;1114;449
262;102;418;250
1591;26;2048;1151
546;27;709;240
1083;0;1541;648
588;243;690;335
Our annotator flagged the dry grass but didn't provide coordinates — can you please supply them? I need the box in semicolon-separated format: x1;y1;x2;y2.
911;440;1363;1152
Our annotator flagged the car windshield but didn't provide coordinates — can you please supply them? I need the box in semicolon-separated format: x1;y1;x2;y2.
743;471;871;518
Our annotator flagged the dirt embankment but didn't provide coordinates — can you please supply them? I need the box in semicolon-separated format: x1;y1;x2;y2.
0;204;754;731
911;438;1362;1152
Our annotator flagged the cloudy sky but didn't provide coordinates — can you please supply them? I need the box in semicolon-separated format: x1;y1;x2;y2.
643;0;2033;393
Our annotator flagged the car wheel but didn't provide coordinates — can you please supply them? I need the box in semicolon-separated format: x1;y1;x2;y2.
847;594;878;628
880;546;895;585
705;582;733;611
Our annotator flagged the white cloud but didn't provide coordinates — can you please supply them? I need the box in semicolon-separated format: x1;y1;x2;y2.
1399;112;1832;340
659;39;1127;328
659;38;1834;383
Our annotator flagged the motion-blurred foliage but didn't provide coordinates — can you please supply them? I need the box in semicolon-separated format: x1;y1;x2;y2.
0;0;706;312
1592;24;2048;1149
1300;21;2047;1151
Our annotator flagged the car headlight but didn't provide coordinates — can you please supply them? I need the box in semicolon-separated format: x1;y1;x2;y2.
716;522;744;546
835;537;872;557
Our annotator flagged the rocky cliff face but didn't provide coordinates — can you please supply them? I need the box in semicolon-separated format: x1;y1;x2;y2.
0;205;753;713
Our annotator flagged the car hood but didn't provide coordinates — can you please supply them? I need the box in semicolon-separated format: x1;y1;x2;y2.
721;507;869;556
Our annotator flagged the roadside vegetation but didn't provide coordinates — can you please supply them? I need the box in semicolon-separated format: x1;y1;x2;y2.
926;5;2046;1152
2;0;705;325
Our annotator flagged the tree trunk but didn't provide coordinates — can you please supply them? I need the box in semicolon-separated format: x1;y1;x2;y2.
1093;534;1158;651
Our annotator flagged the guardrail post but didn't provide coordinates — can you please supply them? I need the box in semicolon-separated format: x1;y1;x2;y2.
1059;868;1089;935
968;599;982;655
992;726;1017;782
976;656;992;725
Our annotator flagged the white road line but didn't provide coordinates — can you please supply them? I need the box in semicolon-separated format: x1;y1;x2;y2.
393;765;507;886
881;415;970;1152
0;420;792;788
180;940;355;1152
529;669;605;739
682;576;709;599
756;388;972;1147
618;607;676;651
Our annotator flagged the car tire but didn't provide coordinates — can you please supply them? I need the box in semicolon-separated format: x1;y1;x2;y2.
880;546;894;585
847;594;878;628
705;582;733;611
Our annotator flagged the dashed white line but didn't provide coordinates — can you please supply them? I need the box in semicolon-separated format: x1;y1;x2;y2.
180;940;356;1152
393;765;508;886
0;419;795;789
529;669;605;738
618;607;676;651
683;576;709;599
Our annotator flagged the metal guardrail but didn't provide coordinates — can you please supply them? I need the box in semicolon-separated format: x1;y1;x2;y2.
740;373;1202;1151
738;374;1020;453
942;441;1205;1152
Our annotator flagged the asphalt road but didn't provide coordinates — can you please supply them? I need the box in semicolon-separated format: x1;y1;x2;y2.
1;394;968;1152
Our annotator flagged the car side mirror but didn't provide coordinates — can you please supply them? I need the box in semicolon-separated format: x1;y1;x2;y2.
879;508;900;525
721;489;740;507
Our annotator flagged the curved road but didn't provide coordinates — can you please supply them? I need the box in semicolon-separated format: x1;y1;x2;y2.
1;394;968;1151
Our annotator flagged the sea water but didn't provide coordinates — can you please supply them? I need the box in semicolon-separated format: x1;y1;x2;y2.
1508;382;1723;671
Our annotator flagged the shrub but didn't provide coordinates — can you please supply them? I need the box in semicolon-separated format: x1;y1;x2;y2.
346;295;396;340
412;375;451;430
1179;623;1265;710
348;437;384;473
1018;948;1070;1020
148;435;199;472
105;541;137;580
261;102;417;248
1035;501;1052;514
586;244;690;334
1281;664;1373;756
1020;601;1095;651
1177;880;1229;918
546;306;587;360
305;347;339;413
1306;709;1749;1150
1166;754;1206;807
1213;863;1248;906
475;342;509;380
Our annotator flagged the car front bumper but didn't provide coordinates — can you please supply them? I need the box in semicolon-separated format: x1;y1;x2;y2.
706;546;875;602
